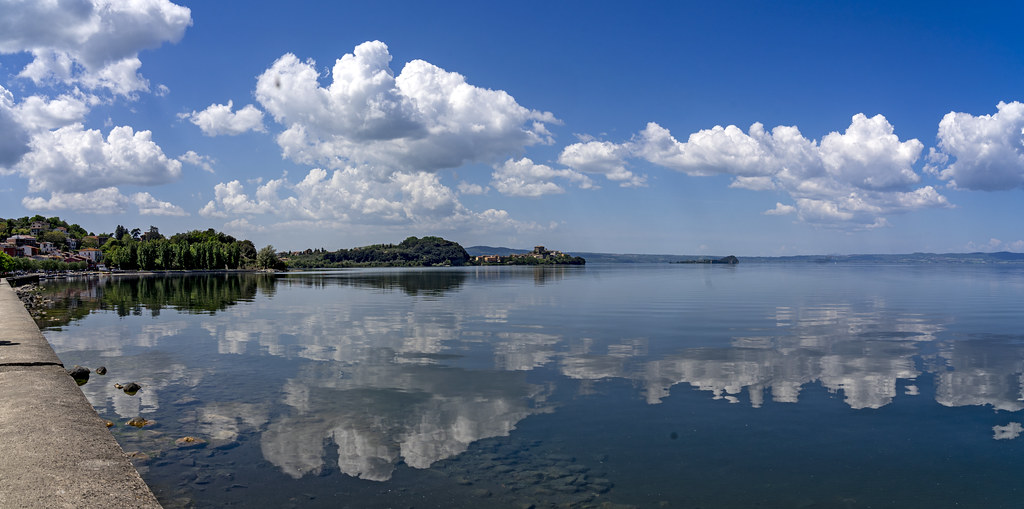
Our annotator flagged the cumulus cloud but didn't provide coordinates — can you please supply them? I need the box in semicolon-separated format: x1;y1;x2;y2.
928;101;1024;191
177;150;215;173
12;123;182;193
253;41;558;172
763;202;795;216
819;114;923;190
490;158;594;197
21;186;186;215
13;93;90;131
558;140;646;187
0;0;192;96
191;40;569;232
457;181;486;195
1;86;94;169
132;191;189;216
993;422;1022;440
198;167;542;234
181;100;266;136
562;114;949;228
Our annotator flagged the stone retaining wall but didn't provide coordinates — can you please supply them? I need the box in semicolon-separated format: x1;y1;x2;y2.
0;279;162;508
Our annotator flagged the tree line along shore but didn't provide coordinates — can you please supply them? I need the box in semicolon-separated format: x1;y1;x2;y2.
1;215;583;275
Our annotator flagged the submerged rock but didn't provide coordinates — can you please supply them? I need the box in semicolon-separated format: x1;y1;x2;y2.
122;382;142;395
126;417;150;428
95;366;107;375
175;436;208;449
66;365;90;379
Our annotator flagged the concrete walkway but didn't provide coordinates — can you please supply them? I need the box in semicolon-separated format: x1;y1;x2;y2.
0;279;161;508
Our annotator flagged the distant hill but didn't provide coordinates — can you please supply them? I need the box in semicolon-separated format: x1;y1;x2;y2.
465;246;529;257
466;246;717;264
466;247;1024;265
742;252;1024;264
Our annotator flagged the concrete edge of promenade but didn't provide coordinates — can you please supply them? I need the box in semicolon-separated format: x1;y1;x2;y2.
0;279;162;508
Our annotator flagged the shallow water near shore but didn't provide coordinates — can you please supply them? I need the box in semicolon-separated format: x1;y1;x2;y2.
34;264;1024;508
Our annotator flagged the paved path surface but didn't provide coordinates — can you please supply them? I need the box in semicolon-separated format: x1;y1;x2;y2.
0;279;162;508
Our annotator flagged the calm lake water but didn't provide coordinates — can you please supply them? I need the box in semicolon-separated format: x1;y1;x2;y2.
35;264;1024;508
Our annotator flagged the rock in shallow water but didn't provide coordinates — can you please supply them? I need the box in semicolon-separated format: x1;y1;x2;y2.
175;436;208;449
126;416;150;428
66;365;90;379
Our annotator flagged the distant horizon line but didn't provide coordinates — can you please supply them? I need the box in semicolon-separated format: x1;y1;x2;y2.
465;245;1024;259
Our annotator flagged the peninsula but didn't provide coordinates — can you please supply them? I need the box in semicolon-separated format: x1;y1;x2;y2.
674;255;739;264
283;238;585;268
471;245;585;266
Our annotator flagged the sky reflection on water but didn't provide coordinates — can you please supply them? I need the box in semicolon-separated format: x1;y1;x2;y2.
38;264;1024;508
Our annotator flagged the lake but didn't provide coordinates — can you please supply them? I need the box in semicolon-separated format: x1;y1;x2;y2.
35;263;1024;508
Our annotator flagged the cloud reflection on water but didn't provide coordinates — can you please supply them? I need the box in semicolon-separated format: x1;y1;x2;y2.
38;266;1024;483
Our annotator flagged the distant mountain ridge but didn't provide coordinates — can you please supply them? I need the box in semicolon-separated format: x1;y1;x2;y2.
466;246;718;264
465;247;1024;264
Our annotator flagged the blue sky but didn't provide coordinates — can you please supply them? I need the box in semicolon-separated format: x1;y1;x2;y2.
2;1;1023;255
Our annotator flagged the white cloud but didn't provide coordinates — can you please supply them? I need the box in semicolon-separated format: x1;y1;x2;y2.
182;100;266;136
993;422;1022;440
1;86;92;169
196;40;567;233
223;218;266;233
563;114;947;229
131;191;188;216
457;181;486;195
490;157;594;197
22;187;127;214
633;122;778;177
12;123;182;193
928;101;1024;190
0;0;192;96
763;203;795;216
819;114;923;190
21;186;186;216
13;93;90;131
178;150;215;173
253;41;558;172
558;140;646;187
730;176;776;191
198;167;542;234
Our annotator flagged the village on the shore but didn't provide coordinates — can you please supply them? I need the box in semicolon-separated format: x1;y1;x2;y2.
2;218;114;271
471;245;585;265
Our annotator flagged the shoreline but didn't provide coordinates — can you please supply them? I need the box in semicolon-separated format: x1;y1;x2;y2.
0;279;162;508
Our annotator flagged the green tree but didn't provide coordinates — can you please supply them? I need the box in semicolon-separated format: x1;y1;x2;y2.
137;241;159;270
256;245;281;270
39;230;67;249
0;252;14;274
109;240;139;270
225;242;241;269
237;240;257;264
174;243;192;269
156;240;175;270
